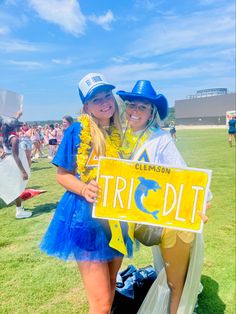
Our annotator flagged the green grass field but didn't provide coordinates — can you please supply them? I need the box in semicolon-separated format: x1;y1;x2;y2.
0;128;235;314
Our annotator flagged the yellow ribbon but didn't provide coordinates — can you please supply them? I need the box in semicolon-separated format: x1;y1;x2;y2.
108;221;135;255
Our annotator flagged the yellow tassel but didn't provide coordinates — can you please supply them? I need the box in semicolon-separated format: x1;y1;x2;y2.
108;220;128;255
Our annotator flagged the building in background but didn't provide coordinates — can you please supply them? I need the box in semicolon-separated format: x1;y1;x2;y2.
175;88;236;125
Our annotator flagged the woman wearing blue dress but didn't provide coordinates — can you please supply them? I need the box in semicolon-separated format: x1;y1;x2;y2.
40;73;133;314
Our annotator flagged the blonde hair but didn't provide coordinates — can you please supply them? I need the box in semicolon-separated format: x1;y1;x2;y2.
82;97;121;157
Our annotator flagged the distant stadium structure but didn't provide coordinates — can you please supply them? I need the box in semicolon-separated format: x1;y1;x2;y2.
175;88;236;125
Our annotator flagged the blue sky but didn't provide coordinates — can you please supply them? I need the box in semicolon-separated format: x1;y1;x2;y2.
0;0;235;121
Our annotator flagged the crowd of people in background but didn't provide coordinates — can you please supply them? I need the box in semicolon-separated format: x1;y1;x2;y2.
0;115;74;164
0;114;74;219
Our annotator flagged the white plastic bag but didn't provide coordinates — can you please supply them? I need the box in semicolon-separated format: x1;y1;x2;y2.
138;268;170;314
0;148;30;204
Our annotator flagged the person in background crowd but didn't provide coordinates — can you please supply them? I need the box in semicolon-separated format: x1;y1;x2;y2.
62;115;74;131
55;123;63;146
28;125;43;160
228;114;236;147
19;122;32;166
0;117;4;158
1;117;32;219
47;124;57;159
22;122;29;132
43;124;50;148
169;120;177;141
0;142;4;159
0;117;3;145
37;125;44;148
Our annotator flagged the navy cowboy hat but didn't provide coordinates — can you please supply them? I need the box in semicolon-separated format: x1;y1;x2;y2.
117;80;168;120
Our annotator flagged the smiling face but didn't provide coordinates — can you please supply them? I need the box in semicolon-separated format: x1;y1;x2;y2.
84;90;116;126
125;100;153;132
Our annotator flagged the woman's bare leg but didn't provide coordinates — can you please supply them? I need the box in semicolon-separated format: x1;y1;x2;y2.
31;143;36;158
25;150;32;166
108;257;123;302
228;134;233;147
78;258;122;314
160;237;191;314
15;197;22;207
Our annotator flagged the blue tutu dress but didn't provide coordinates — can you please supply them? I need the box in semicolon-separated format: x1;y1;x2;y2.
40;122;133;262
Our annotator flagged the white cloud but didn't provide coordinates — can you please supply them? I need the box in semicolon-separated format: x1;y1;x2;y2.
28;0;86;36
101;63;159;86
0;40;39;52
99;59;234;93
111;56;129;64
8;60;44;69
134;0;161;11
88;10;115;31
102;63;200;83
106;60;234;105
198;0;222;5
0;10;28;36
4;0;18;5
0;26;10;35
128;4;235;58
177;47;236;64
52;58;72;65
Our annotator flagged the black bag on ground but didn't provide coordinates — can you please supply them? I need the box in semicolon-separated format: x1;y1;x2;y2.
111;264;157;314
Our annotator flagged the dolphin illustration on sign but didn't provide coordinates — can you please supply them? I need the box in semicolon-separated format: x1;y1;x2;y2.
134;176;161;219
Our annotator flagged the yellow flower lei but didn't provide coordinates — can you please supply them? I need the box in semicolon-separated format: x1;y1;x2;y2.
120;127;151;159
76;114;121;183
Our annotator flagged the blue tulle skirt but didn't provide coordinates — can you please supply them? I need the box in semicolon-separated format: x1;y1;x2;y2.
40;191;133;262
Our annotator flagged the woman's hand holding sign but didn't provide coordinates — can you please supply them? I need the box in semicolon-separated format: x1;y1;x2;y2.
57;167;100;203
81;180;100;203
198;201;211;224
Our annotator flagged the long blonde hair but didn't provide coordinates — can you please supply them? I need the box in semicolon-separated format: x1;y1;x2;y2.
82;97;121;157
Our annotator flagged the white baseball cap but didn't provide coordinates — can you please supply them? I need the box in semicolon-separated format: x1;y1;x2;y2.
78;73;115;103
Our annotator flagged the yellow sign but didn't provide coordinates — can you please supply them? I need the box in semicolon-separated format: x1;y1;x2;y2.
93;157;212;233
